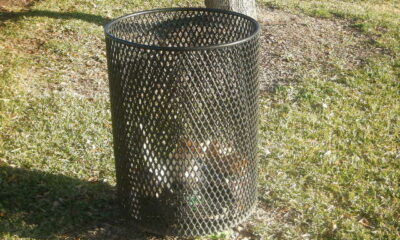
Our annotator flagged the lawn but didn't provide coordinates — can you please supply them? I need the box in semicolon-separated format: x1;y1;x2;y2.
0;0;399;239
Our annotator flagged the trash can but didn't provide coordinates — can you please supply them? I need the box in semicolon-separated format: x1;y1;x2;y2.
104;8;260;237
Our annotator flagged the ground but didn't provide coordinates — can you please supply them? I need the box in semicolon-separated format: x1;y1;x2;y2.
0;0;399;239
0;0;32;9
258;7;383;91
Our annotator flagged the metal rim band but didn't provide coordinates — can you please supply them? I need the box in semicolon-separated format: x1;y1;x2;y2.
104;7;260;51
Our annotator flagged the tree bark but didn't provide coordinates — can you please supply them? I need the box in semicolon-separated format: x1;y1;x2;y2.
205;0;257;19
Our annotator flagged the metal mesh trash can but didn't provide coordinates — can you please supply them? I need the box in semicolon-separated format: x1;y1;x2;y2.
104;8;260;237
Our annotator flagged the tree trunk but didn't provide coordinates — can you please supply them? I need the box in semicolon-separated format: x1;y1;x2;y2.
205;0;257;19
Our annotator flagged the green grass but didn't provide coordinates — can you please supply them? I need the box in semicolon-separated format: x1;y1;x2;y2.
256;0;399;239
1;0;399;239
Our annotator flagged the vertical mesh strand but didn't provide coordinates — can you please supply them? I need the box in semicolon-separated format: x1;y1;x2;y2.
105;8;260;237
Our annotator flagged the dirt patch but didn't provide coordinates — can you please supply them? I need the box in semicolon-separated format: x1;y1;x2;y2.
63;7;380;97
258;7;381;91
3;6;381;99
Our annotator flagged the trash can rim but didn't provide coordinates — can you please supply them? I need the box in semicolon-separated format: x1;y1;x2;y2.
104;7;260;51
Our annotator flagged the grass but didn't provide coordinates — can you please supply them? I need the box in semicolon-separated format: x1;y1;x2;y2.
1;0;399;239
256;0;399;239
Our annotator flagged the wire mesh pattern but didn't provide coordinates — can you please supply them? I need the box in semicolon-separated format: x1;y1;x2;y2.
104;8;260;237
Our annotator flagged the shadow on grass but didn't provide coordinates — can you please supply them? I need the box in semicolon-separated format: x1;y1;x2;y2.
0;165;152;239
0;10;110;26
